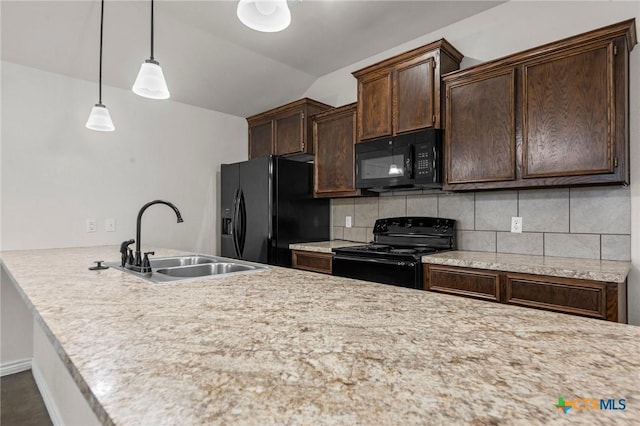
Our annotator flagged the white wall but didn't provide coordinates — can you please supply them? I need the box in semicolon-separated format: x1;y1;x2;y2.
1;61;248;255
305;1;640;325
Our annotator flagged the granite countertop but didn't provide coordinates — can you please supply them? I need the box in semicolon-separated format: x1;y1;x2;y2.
2;246;639;425
423;251;632;284
289;240;364;253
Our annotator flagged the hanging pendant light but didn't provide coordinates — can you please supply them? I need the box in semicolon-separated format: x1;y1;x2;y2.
237;0;291;33
86;0;115;132
132;0;170;99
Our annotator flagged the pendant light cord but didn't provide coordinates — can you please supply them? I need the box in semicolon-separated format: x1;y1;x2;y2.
98;0;104;104
150;0;154;61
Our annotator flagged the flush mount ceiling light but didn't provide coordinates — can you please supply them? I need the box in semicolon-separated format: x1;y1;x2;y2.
237;0;291;33
86;0;115;132
132;0;170;99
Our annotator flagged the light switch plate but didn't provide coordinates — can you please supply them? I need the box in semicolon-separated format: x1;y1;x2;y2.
511;216;523;233
345;216;352;228
105;218;116;232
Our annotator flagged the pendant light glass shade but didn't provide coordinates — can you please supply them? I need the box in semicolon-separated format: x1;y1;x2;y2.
237;0;291;33
86;104;115;132
87;0;114;132
133;0;170;100
132;60;170;99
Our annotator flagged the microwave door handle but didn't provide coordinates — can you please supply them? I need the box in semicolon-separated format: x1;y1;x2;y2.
406;145;415;178
433;144;439;182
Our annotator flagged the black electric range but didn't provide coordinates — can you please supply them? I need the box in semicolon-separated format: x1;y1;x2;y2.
332;217;456;289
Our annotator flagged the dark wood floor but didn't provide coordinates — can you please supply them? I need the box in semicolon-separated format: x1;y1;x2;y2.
1;370;53;426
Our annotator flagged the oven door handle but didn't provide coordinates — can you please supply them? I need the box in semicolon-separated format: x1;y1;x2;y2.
333;254;416;267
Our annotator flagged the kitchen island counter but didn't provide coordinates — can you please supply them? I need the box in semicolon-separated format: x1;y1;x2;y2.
2;246;639;425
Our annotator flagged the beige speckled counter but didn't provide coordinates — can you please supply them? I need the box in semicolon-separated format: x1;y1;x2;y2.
2;246;639;425
289;240;364;253
423;251;631;284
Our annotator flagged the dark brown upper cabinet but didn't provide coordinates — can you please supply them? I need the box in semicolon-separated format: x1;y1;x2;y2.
312;103;359;198
443;19;636;191
446;69;516;184
248;120;273;159
247;98;332;160
352;40;463;142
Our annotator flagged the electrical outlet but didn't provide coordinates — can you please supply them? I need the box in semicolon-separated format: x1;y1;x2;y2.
511;216;523;233
86;218;97;233
105;218;116;232
345;216;352;228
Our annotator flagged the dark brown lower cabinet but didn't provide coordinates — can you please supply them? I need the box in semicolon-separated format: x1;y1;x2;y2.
426;265;500;302
424;264;626;323
291;250;332;275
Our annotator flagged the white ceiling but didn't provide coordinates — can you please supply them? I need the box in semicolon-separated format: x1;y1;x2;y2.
1;1;502;117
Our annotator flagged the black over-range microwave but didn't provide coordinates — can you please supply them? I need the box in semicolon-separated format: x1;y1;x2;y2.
355;129;442;192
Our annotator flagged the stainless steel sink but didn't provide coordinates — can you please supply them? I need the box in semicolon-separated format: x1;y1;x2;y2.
156;262;257;278
105;254;269;284
149;256;215;269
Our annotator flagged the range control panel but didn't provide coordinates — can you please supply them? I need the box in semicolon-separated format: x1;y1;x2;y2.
373;217;456;236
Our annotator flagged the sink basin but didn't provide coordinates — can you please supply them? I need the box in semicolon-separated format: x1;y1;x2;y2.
105;254;269;284
156;262;257;278
149;256;214;268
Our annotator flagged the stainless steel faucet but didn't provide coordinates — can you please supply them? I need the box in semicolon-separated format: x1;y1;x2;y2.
120;200;184;270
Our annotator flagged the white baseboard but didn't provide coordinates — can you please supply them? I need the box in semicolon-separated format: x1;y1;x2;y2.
0;358;32;376
32;362;64;426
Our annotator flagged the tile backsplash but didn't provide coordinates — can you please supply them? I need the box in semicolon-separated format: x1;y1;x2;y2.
331;187;631;261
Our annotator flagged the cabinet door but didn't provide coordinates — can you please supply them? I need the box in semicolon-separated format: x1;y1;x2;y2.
522;43;614;178
313;105;358;197
504;273;607;319
249;121;273;159
394;56;435;133
425;265;501;302
358;72;392;140
445;69;516;185
274;110;304;156
291;250;332;274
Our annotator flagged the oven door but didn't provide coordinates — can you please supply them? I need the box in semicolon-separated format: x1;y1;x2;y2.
355;137;414;189
332;254;422;289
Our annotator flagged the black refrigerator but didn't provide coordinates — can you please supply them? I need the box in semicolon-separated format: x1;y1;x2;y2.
220;156;330;267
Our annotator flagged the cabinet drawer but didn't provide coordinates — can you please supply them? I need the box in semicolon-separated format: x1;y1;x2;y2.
291;250;332;274
504;273;606;319
426;265;500;301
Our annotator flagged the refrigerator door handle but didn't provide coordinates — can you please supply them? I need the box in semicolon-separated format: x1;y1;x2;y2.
238;190;247;256
232;188;241;257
